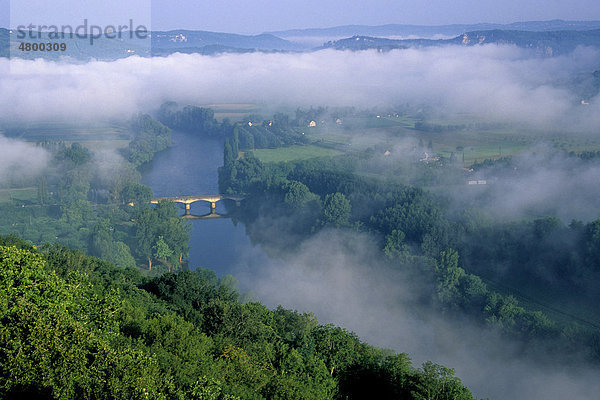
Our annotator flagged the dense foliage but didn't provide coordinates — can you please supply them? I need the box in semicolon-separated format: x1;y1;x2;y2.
128;114;172;167
157;102;221;136
157;102;310;151
0;237;476;399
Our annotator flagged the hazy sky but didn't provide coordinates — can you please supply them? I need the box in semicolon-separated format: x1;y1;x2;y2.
2;0;600;33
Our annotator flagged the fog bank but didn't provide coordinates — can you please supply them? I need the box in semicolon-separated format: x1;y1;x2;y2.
1;45;599;131
232;229;600;400
0;135;49;185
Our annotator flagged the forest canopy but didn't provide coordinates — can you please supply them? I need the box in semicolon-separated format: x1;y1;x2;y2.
0;236;476;399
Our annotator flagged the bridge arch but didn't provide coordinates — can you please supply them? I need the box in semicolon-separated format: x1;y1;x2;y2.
150;194;245;215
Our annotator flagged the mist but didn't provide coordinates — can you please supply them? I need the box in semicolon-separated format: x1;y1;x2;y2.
0;135;49;185
329;130;600;223
231;228;600;400
446;148;600;222
1;44;599;132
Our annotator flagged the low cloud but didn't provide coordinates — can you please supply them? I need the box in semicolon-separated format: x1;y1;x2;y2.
232;229;600;400
451;149;600;222
1;44;599;132
0;135;49;185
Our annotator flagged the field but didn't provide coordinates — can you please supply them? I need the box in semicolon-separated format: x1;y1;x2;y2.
1;120;132;153
303;115;600;165
429;130;600;163
0;188;38;204
251;144;343;163
426;129;531;163
1;121;131;142
205;103;263;122
482;275;600;329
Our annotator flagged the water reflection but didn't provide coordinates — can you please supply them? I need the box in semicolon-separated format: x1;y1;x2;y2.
141;131;262;275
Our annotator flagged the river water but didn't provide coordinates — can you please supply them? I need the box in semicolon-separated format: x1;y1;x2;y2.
141;131;267;277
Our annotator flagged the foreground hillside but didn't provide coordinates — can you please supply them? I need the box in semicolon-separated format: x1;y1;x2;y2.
0;235;475;400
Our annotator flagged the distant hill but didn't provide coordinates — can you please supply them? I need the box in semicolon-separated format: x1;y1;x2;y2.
0;28;301;60
320;36;411;51
453;29;600;55
3;21;600;60
321;29;600;56
150;30;304;56
0;28;9;58
270;20;600;42
151;30;302;51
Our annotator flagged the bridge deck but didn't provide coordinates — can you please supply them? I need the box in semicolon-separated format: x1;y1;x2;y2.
151;194;245;204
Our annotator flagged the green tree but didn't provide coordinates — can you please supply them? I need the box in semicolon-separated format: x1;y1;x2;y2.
232;128;240;157
436;249;466;306
384;229;410;259
37;176;49;205
133;201;190;270
134;208;159;270
410;362;474;400
484;293;524;331
191;377;241;400
224;139;234;168
121;182;153;209
0;245;165;399
321;192;351;228
153;235;174;272
273;112;290;130
90;219;137;269
283;181;318;209
585;219;600;270
61;198;93;227
109;241;137;270
237;127;255;150
56;142;92;166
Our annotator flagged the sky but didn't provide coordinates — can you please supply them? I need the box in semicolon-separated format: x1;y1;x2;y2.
2;0;600;33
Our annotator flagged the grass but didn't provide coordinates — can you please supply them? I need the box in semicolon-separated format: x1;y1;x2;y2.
341;116;413;129
1;120;132;154
3;121;131;142
436;142;529;163
252;144;343;163
481;275;600;329
0;188;38;204
205;103;263;122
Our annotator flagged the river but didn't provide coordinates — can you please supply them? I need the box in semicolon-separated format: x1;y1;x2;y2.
141;131;268;278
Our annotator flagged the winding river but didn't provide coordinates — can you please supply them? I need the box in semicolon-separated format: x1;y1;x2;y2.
141;131;268;278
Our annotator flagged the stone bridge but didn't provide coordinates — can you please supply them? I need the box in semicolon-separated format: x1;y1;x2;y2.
150;194;245;216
